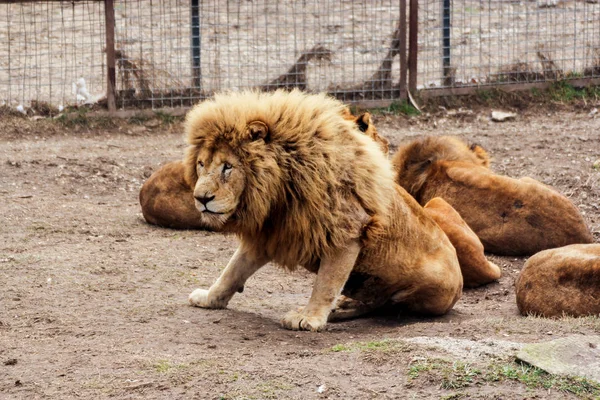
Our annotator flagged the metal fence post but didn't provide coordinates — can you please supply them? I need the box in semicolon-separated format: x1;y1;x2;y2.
191;0;201;89
104;0;116;112
442;0;452;86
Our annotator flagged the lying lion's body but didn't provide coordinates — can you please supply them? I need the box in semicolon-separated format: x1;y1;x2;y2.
139;161;209;229
185;90;462;330
392;136;593;256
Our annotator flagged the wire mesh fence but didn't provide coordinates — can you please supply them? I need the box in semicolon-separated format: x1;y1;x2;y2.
1;0;599;112
113;0;404;108
0;1;107;111
418;0;600;91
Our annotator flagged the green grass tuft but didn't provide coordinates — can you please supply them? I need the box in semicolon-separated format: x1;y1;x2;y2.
330;339;410;353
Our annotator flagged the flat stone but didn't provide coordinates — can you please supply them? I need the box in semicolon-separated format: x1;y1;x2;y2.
517;336;600;382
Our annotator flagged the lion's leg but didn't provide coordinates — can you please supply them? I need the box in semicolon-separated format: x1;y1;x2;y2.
189;245;268;309
281;240;361;332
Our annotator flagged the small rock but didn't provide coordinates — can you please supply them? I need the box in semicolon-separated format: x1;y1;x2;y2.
317;384;327;393
491;110;517;122
144;119;161;128
589;108;598;116
4;359;17;366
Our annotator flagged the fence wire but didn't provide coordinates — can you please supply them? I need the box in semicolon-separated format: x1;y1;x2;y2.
418;0;600;89
0;1;106;111
1;0;600;111
114;0;403;108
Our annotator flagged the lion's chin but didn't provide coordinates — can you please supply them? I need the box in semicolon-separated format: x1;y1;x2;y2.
199;210;231;230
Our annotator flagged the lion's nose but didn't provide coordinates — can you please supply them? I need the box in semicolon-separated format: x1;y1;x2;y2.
195;194;215;206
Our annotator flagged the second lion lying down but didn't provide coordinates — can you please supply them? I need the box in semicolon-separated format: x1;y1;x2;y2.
393;136;593;256
184;90;462;331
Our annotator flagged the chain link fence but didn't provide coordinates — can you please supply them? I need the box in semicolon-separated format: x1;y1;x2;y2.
1;0;599;112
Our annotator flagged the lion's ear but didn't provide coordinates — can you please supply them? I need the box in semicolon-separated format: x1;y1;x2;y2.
246;121;269;141
469;143;491;167
355;112;372;133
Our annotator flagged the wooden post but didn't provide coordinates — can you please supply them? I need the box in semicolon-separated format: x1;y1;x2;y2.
408;0;418;92
398;0;408;101
104;0;116;112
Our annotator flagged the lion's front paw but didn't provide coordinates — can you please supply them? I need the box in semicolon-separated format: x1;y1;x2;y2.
281;309;327;332
188;288;226;309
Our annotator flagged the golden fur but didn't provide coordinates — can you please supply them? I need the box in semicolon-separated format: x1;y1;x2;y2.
139;161;210;229
185;90;462;331
139;110;388;230
392;136;593;256
516;244;600;317
423;197;501;288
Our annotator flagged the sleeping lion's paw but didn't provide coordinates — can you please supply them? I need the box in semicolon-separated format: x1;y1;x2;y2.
281;309;327;332
188;288;226;309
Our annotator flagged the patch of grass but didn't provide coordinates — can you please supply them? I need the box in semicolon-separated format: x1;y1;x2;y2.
127;114;150;125
388;100;421;116
255;379;293;398
475;89;496;103
407;357;600;398
54;108;117;129
155;110;179;125
330;339;411;353
486;362;600;397
408;358;445;379
441;362;482;389
549;81;587;102
152;359;188;374
330;343;351;352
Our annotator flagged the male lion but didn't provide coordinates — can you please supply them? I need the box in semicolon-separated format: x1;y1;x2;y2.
139;110;388;229
184;90;462;331
392;136;593;256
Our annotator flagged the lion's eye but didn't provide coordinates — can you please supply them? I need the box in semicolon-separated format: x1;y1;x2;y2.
198;160;204;168
223;162;233;172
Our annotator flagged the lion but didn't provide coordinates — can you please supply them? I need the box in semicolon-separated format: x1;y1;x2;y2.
392;136;593;256
516;244;600;317
139;110;388;230
423;197;501;287
184;89;462;331
139;161;210;230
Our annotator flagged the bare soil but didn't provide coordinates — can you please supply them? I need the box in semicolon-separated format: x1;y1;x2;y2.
1;108;599;399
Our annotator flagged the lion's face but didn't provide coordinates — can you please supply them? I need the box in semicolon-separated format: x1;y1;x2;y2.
190;145;246;230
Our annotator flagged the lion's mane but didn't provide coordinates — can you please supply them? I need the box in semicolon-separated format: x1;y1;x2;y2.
184;90;396;269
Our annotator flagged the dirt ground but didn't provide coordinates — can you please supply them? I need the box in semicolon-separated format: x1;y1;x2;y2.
1;106;599;399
